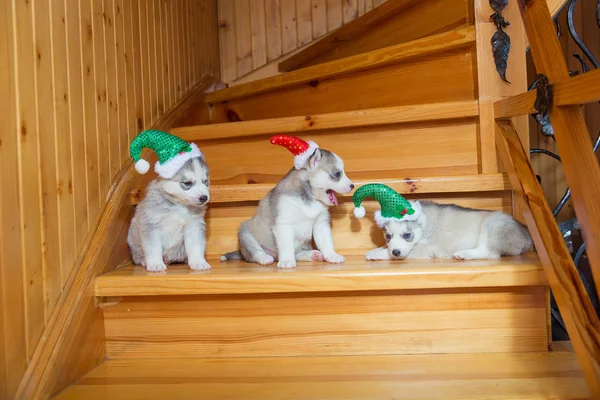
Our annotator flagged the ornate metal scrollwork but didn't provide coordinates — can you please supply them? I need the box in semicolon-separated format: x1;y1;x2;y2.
490;0;511;83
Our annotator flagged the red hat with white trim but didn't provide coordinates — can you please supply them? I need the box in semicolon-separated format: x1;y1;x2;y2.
270;135;319;170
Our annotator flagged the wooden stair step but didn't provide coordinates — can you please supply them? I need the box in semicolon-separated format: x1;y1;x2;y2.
95;254;545;297
54;350;588;399
171;100;480;142
205;26;475;104
130;173;511;205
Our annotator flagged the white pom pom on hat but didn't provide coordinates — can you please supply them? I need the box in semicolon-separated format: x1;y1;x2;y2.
353;205;366;218
135;159;150;174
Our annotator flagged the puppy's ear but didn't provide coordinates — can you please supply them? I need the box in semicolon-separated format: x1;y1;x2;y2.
308;149;322;169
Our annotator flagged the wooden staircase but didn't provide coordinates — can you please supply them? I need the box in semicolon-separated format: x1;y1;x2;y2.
51;0;594;398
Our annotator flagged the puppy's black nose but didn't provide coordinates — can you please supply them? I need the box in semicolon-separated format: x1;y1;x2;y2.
350;184;355;189
392;249;401;257
198;195;208;204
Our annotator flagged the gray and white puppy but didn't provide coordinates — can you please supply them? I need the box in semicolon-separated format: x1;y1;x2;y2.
128;158;211;272
366;202;532;261
221;148;354;268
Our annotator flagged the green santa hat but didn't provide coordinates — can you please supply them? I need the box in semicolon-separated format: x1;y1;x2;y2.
352;183;422;227
130;130;203;179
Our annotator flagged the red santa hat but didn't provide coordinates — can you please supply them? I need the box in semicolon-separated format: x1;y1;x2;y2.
270;135;319;170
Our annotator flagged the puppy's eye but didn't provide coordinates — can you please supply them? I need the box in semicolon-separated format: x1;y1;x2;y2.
402;233;412;240
180;181;193;190
334;171;341;178
385;234;391;241
202;179;209;186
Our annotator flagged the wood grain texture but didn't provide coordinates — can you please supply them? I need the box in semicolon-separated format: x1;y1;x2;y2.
207;26;475;103
14;79;221;400
131;174;510;205
517;0;600;343
212;50;476;122
495;68;600;119
174;100;479;141
55;352;589;400
95;254;544;297
495;119;600;397
101;285;548;359
281;0;468;71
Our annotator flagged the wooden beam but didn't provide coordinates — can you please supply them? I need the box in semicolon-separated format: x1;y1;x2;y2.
172;100;479;142
495;119;600;397
205;26;476;103
517;0;600;322
494;68;600;119
130;174;511;205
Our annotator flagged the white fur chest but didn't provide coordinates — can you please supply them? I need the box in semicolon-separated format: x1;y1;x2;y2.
277;196;327;243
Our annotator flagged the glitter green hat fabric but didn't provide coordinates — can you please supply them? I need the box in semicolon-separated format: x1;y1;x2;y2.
130;130;192;165
352;183;415;220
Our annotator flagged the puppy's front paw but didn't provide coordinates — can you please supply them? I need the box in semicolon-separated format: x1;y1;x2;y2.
255;252;275;265
189;259;212;271
365;249;379;261
324;253;345;264
312;250;325;262
277;259;296;268
146;261;167;272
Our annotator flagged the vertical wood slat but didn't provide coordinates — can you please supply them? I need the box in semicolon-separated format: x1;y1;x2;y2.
138;0;152;127
153;0;165;116
92;0;110;196
344;0;358;23
1;1;27;397
235;0;253;77
122;0;138;150
312;0;328;39
327;0;343;31
81;0;101;226
296;0;313;46
250;0;268;69
162;0;172;109
180;0;190;93
173;0;183;100
218;0;237;82
147;0;158;122
32;0;59;351
265;0;283;62
114;0;130;164
103;0;121;178
66;0;90;249
281;0;298;54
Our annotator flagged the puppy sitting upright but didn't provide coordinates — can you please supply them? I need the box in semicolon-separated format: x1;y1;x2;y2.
127;130;211;272
221;135;354;268
352;183;532;260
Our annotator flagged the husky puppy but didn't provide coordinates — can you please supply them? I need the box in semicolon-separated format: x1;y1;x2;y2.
221;148;354;268
128;158;211;272
365;202;532;261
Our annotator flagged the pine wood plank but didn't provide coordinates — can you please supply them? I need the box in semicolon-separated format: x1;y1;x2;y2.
296;0;313;46
280;0;467;72
131;174;510;205
148;0;159;120
95;254;544;297
103;0;122;176
122;0;138;160
138;0;152;126
265;0;283;62
114;0;130;167
173;100;479;141
343;0;359;23
218;0;237;82
207;26;475;104
102;286;548;359
250;0;268;69
311;0;328;38
55;353;589;400
161;0;172;109
281;0;298;53
234;0;253;77
495;119;600;397
327;0;343;30
32;0;60;349
152;0;165;115
66;0;90;245
80;0;101;224
0;1;27;396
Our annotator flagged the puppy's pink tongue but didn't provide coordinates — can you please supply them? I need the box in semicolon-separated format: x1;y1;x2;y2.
327;190;338;206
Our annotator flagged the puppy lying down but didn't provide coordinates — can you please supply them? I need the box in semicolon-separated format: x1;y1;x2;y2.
352;184;532;260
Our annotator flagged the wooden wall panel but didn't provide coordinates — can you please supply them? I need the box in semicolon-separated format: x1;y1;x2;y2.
104;286;548;359
0;1;219;398
218;0;389;82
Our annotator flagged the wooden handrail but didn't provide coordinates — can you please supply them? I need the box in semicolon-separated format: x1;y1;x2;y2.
494;120;600;395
